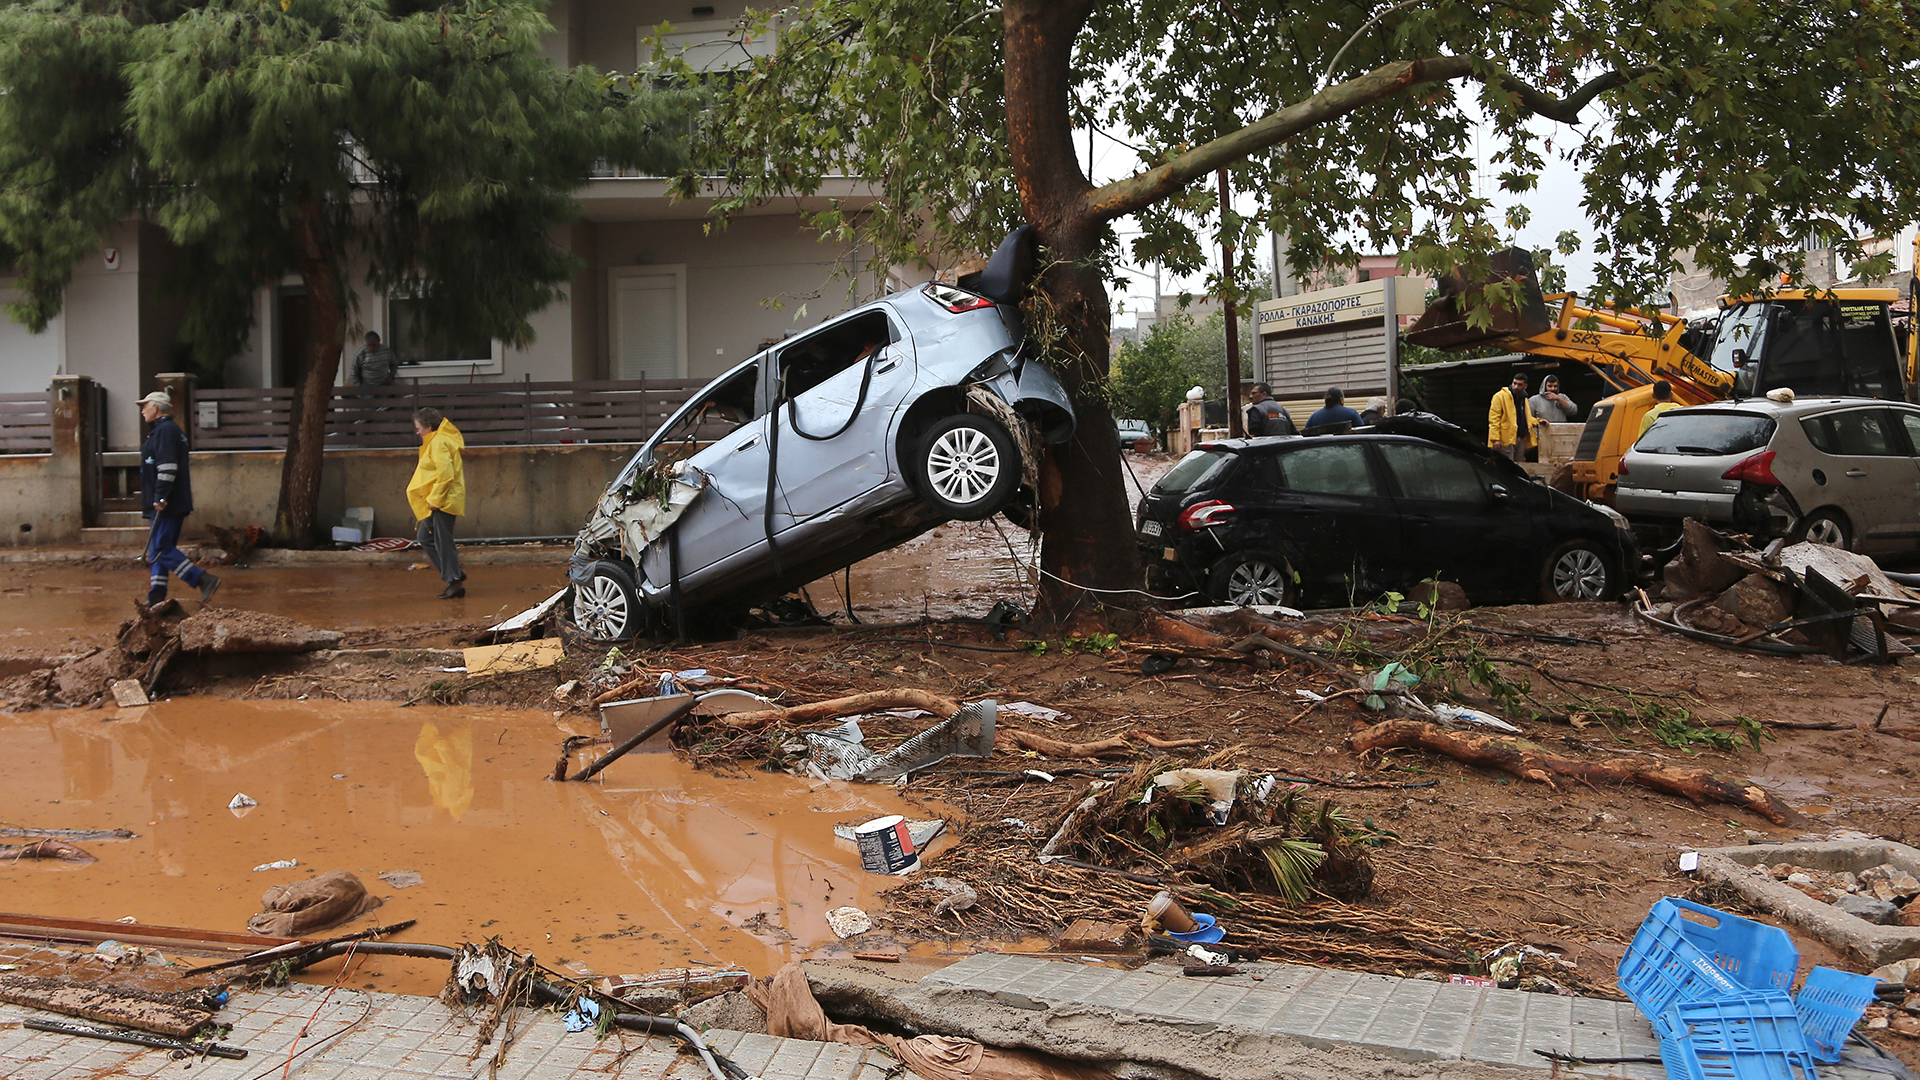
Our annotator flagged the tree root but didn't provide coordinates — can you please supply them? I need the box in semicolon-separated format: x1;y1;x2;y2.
1350;719;1801;824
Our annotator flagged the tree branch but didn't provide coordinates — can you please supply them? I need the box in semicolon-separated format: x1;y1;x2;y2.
1081;57;1640;223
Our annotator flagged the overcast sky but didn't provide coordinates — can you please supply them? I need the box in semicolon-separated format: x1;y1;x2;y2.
1089;110;1603;329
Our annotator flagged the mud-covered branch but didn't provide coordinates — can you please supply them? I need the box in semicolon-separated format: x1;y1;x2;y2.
1350;720;1801;825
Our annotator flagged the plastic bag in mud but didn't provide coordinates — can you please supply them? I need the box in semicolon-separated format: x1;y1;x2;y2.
804;700;996;781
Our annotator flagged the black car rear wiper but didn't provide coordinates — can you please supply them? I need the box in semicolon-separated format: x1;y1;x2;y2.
1672;445;1724;455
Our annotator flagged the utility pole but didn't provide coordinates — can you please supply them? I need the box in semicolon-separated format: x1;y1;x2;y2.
1219;169;1244;437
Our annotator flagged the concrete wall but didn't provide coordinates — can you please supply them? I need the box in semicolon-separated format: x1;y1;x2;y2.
592;215;870;383
188;442;640;542
570;0;754;74
0;454;62;546
0;280;65;395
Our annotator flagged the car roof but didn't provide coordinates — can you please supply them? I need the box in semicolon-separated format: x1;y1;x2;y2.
1197;416;1527;475
1666;396;1912;419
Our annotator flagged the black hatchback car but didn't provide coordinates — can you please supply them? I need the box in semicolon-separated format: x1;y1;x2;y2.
1137;417;1636;607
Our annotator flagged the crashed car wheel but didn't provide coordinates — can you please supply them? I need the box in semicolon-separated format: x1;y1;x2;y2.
915;414;1019;520
1541;541;1613;602
1796;509;1852;550
572;560;644;640
1208;553;1296;607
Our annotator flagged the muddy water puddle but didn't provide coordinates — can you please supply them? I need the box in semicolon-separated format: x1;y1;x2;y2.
2;562;569;653
0;698;950;994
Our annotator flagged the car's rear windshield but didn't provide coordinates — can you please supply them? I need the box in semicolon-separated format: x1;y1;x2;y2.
1153;449;1235;495
1636;412;1776;456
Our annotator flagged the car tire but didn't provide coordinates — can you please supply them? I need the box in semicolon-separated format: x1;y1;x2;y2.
1541;540;1614;602
914;414;1020;520
1208;553;1297;607
1795;509;1852;550
571;560;645;640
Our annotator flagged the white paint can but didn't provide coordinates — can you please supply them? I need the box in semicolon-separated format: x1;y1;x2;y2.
853;815;919;875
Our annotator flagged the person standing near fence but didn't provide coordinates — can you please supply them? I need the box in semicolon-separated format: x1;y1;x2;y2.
349;331;397;386
138;390;220;606
407;407;467;599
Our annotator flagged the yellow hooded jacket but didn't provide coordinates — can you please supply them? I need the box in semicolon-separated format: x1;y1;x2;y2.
407;419;467;519
1487;386;1536;448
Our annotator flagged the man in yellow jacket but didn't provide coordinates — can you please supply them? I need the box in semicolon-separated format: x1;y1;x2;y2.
407;407;467;599
1487;373;1536;461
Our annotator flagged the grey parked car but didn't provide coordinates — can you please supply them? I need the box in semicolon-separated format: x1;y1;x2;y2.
568;229;1075;638
1616;397;1920;552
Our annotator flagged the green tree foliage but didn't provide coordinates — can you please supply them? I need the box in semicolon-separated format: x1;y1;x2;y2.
1111;316;1222;434
0;0;690;542
673;0;1920;608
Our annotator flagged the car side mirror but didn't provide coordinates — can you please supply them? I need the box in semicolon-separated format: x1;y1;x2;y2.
1489;484;1510;502
1731;349;1748;367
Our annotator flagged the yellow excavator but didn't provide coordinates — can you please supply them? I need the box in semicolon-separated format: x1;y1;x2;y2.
1405;248;1913;503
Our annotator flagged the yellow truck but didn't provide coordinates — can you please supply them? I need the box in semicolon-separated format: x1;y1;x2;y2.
1406;248;1912;503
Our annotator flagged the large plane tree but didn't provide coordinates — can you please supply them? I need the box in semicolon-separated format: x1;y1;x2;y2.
680;0;1920;619
0;0;690;544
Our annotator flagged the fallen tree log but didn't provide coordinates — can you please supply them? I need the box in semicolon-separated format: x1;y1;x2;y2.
0;976;212;1038
1350;720;1801;825
716;689;962;729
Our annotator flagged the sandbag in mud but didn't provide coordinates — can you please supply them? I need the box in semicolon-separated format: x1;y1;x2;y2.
247;870;383;936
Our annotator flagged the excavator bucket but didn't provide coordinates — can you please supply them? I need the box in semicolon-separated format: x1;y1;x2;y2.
1404;247;1553;349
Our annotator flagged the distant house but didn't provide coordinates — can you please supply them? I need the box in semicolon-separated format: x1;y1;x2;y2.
0;1;897;451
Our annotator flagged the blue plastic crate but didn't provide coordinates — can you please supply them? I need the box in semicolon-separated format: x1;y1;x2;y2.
1657;992;1821;1080
1795;966;1877;1063
1618;898;1800;1021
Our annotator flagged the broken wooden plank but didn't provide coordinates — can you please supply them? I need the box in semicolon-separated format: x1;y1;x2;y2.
0;976;212;1039
1057;919;1139;953
463;637;563;678
0;912;296;956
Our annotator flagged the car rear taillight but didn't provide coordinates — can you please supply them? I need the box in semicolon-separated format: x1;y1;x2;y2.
1721;450;1780;485
1178;500;1233;532
1616;459;1628;475
924;282;995;313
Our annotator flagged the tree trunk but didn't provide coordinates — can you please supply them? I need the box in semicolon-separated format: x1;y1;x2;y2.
273;196;347;547
1004;0;1145;623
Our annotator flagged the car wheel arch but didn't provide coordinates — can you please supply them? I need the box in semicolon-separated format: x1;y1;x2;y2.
1796;506;1853;548
1206;548;1302;603
894;387;971;490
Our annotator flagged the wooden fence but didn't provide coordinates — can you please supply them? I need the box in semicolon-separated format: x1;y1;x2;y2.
194;377;705;451
0;392;53;454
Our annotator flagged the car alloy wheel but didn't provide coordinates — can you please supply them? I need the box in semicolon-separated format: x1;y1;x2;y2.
1801;512;1849;548
1550;545;1609;601
927;425;1001;505
1225;559;1289;606
915;414;1020;519
572;560;639;639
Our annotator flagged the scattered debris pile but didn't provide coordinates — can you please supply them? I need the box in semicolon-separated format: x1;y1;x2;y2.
1044;760;1380;902
1638;519;1920;660
1765;862;1920;926
8;601;345;707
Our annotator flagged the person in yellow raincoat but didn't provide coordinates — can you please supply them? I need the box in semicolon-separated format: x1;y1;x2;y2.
407;407;467;598
1487;372;1536;461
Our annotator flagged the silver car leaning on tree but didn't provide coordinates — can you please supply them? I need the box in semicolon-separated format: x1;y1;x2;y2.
1617;396;1920;553
568;228;1075;639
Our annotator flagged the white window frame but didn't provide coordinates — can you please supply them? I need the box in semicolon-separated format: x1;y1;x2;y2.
639;16;781;74
377;290;504;377
607;264;688;380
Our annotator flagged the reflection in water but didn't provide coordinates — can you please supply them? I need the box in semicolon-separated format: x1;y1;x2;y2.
413;723;474;822
0;699;940;995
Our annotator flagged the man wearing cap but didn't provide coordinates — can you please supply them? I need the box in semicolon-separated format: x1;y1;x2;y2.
138;391;220;606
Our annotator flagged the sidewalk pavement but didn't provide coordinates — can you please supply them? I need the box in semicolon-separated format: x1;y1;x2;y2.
0;983;893;1080
0;543;571;566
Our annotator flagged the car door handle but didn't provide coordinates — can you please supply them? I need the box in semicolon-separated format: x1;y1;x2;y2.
876;360;899;374
735;435;761;452
1845;469;1867;478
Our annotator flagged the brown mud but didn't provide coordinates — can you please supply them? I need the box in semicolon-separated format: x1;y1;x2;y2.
0;698;950;996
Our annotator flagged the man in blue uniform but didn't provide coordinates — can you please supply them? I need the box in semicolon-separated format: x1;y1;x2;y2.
138;390;220;606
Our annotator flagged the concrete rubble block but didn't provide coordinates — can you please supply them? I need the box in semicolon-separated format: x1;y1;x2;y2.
1697;839;1920;968
678;990;768;1035
1681;519;1747;595
1898;903;1920;928
1714;574;1796;628
1835;896;1899;925
174;610;344;654
54;649;137;703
